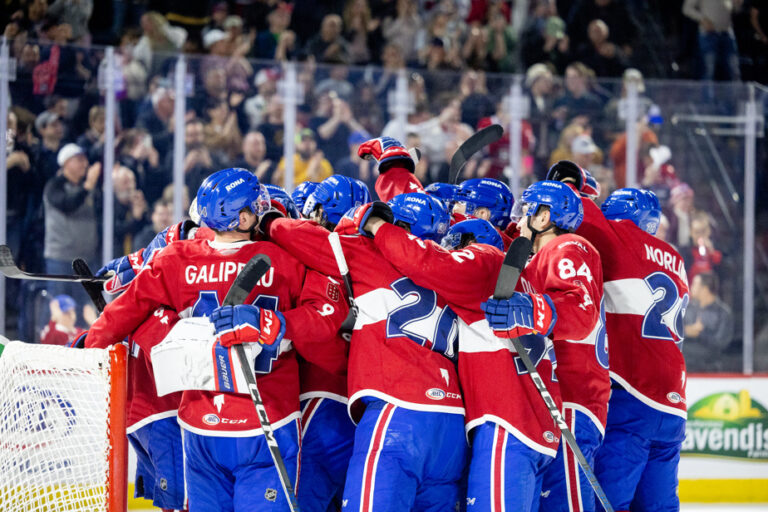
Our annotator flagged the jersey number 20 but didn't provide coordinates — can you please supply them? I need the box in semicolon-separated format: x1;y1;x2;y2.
642;272;689;348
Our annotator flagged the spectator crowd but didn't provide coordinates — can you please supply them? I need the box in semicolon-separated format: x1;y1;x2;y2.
2;0;764;371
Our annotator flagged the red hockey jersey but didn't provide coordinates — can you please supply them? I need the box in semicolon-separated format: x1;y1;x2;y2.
516;234;609;433
576;196;689;419
297;274;350;404
87;238;344;436
268;218;464;422
373;224;598;457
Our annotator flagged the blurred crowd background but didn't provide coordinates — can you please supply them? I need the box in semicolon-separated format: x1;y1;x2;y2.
1;0;768;373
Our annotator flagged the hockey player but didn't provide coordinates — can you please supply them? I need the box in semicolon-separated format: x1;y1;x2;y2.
365;179;602;512
441;218;504;252
548;161;688;512
265;184;302;218
280;175;366;512
455;178;514;230
424;182;459;213
455;178;515;249
260;167;466;511
290;181;318;215
86;168;347;512
125;307;186;511
302;175;371;230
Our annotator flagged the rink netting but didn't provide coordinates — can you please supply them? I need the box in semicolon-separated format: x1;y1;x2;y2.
0;342;114;511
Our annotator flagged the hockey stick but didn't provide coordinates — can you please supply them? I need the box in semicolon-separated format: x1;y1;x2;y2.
222;254;301;512
72;258;107;312
493;236;614;512
448;123;504;184
327;232;358;338
71;259;107;349
327;232;357;316
0;245;106;283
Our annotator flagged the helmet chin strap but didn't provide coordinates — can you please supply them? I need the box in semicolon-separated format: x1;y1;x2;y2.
526;215;555;249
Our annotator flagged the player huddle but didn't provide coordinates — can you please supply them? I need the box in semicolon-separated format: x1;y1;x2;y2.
82;135;689;512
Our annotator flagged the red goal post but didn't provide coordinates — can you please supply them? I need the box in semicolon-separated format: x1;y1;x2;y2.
0;341;127;512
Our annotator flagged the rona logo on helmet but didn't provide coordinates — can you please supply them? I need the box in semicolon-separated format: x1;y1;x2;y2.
225;178;245;192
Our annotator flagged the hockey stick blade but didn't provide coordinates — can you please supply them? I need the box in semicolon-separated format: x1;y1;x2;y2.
0;245;106;283
493;237;532;300
492;237;615;512
449;124;504;184
72;259;107;313
222;254;272;306
223;254;301;512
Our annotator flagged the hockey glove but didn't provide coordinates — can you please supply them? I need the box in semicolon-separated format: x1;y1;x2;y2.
352;201;395;237
257;207;285;239
481;292;557;338
210;304;286;348
546;160;587;191
97;220;196;294
358;137;415;173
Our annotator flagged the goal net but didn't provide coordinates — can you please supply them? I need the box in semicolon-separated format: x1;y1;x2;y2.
0;342;127;512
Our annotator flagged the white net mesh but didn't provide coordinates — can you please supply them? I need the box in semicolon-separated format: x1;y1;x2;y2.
0;342;116;512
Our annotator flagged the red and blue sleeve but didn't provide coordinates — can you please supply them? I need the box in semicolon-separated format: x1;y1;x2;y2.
86;252;178;349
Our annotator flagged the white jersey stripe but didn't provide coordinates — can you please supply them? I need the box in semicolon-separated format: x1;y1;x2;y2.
458;320;555;360
466;416;558;458
177;411;301;437
609;373;688;419
603;278;655;316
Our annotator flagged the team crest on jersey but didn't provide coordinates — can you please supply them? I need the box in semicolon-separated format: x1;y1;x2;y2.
425;388;446;400
667;392;684;404
264;488;277;502
543;431;556;443
202;414;220;425
326;282;340;302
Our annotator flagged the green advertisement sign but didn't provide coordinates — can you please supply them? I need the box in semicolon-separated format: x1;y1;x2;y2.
682;390;768;460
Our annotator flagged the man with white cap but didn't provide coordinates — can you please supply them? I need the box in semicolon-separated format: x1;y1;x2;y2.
42;143;102;301
570;133;599;171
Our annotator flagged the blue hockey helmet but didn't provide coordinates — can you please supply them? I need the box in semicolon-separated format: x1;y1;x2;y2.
518;180;584;231
387;193;450;242
441;218;503;251
601;188;661;235
196;168;271;231
264;184;301;219
456;178;514;229
424;182;459;210
581;169;600;199
302;175;372;226
291;181;319;214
